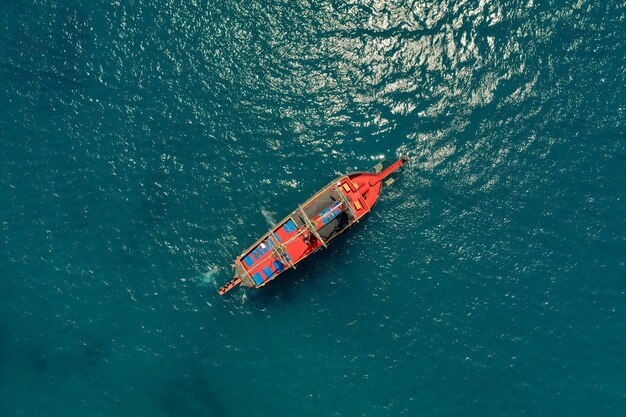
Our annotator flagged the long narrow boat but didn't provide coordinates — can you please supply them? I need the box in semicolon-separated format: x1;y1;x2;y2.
218;157;407;295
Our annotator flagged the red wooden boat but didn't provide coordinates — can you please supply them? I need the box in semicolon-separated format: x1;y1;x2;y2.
218;157;408;295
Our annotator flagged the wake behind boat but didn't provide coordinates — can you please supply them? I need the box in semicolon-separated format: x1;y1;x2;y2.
218;157;407;296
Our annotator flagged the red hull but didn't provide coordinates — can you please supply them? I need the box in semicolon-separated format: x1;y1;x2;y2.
218;157;407;295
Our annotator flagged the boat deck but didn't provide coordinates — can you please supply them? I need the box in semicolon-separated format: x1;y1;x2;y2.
219;157;407;295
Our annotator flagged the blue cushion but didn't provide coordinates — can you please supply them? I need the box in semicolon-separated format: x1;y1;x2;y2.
283;219;297;233
273;232;281;242
251;272;264;285
243;256;254;267
262;266;274;280
328;208;340;221
273;260;285;272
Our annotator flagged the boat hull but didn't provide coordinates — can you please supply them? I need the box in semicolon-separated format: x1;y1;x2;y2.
218;158;406;295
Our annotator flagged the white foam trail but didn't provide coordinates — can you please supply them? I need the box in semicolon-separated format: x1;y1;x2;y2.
261;208;277;227
199;265;220;285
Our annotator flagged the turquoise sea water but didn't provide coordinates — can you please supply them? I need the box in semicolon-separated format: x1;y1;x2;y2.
1;1;625;416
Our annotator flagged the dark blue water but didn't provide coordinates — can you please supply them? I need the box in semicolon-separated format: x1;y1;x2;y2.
1;1;625;416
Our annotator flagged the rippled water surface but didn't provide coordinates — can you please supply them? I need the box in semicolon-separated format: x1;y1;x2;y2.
1;1;625;416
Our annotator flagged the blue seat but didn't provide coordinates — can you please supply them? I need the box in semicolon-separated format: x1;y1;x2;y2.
262;266;274;280
273;232;281;242
328;208;341;221
273;260;285;272
243;255;254;268
283;219;297;233
318;202;342;224
251;272;264;285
